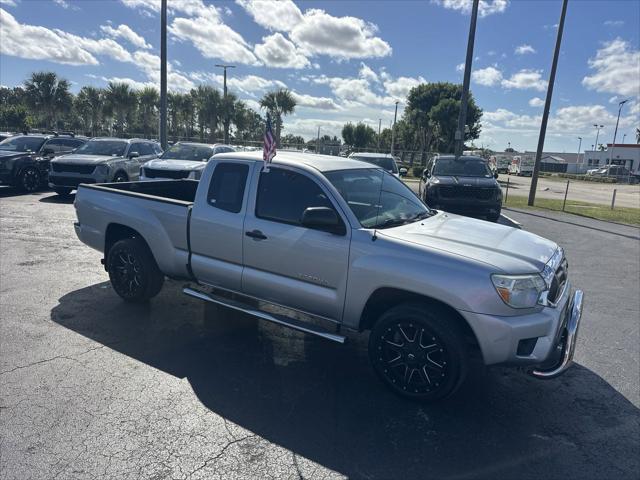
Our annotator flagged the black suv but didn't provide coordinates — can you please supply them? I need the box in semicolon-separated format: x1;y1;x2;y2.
0;132;87;192
419;155;503;222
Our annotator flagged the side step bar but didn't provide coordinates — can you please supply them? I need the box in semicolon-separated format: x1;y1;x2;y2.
183;287;346;344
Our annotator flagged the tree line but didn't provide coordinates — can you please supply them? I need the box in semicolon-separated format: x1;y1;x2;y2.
342;82;483;154
0;72;302;146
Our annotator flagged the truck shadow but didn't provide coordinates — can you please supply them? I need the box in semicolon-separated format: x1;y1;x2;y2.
39;192;75;204
51;281;640;480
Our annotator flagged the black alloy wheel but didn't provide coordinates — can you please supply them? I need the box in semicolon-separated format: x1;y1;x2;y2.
113;172;128;183
107;238;164;302
369;303;468;401
19;167;41;193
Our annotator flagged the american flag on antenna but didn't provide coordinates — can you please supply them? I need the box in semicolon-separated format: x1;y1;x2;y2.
263;113;276;167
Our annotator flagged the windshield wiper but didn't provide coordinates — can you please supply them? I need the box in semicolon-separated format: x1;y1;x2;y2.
373;211;434;229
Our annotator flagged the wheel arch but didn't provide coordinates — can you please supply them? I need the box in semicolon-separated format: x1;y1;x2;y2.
359;287;480;348
105;223;150;266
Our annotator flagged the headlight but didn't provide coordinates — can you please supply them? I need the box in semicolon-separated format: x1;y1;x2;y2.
95;165;110;176
491;273;547;309
187;170;201;180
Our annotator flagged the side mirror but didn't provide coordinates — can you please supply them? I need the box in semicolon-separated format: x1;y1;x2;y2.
301;207;345;235
41;147;55;156
423;169;431;179
128;151;140;159
494;171;499;179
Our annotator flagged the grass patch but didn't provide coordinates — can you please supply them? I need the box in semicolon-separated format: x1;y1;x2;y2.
504;195;640;226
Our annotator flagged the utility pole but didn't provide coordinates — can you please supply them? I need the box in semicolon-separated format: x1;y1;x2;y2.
593;124;603;152
577;136;582;164
377;118;381;151
159;0;167;149
454;0;479;158
528;0;568;206
216;64;236;144
390;101;399;156
608;99;629;166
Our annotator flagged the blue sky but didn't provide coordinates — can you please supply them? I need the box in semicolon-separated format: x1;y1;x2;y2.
1;0;638;152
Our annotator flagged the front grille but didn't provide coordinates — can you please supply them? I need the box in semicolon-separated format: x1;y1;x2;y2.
143;168;190;179
548;258;568;304
439;186;494;200
49;176;96;187
52;163;96;174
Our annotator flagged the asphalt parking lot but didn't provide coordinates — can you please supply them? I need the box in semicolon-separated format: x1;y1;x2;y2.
1;187;639;480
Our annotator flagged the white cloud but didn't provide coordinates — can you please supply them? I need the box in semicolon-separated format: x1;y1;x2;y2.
236;0;303;32
101;76;156;90
528;97;544;107
0;0;17;6
501;69;547;91
515;44;536;55
435;0;508;17
100;24;151;49
53;0;71;8
472;66;503;86
254;33;310;69
0;8;101;65
312;75;391;106
456;63;465;72
290;91;340;110
190;72;286;96
582;38;640;97
604;20;624;27
382;74;427;98
54;30;134;63
237;0;391;60
359;63;379;83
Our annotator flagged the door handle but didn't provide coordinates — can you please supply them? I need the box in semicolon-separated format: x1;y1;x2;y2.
245;230;267;240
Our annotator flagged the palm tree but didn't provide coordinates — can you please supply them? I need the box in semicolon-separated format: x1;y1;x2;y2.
105;82;137;135
192;85;221;142
137;87;159;139
24;72;72;129
259;88;296;147
75;86;104;136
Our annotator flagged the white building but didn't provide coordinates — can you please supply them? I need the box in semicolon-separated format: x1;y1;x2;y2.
582;144;640;174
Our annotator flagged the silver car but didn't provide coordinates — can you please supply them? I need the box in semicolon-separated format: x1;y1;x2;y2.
49;138;162;196
140;142;236;181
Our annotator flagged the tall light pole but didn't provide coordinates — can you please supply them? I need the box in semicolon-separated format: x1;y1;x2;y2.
622;133;627;144
577;136;582;164
528;0;568;206
215;64;236;144
454;0;479;158
159;0;167;149
593;124;603;152
390;100;399;156
608;99;629;166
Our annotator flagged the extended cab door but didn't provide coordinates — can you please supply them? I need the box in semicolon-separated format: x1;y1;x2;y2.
242;166;351;321
189;159;253;291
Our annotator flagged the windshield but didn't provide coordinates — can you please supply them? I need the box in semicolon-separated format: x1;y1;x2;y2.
433;158;492;177
161;144;213;161
351;156;398;173
75;140;127;156
0;136;46;153
325;168;432;229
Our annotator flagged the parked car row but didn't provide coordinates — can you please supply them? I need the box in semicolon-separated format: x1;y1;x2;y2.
0;132;238;195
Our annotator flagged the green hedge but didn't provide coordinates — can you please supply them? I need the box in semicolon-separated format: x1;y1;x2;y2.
557;173;617;183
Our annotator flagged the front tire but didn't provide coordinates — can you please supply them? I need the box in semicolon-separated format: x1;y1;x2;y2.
487;210;501;222
18;167;41;193
107;238;164;302
113;172;128;183
368;302;468;401
54;187;72;197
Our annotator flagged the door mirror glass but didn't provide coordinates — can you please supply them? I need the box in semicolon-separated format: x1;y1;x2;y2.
423;169;431;179
300;207;345;235
128;151;140;159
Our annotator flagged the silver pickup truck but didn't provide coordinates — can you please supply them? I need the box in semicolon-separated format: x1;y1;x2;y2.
73;151;583;401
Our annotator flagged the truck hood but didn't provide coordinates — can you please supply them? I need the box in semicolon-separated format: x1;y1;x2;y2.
52;154;120;165
431;175;498;187
144;159;205;171
381;212;557;273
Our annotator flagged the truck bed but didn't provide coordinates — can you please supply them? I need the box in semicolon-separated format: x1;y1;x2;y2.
83;179;198;204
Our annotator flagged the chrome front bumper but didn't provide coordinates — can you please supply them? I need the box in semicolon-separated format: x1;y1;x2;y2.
529;290;583;379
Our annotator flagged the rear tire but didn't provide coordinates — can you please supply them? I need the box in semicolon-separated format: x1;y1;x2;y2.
54;187;72;197
487;210;501;222
368;302;468;402
107;237;164;302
